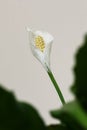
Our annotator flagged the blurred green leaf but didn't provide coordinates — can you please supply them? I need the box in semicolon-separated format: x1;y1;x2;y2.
50;101;87;130
0;85;46;130
71;34;87;110
47;124;69;130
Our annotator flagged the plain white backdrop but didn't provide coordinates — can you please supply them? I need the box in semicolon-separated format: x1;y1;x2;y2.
0;0;87;124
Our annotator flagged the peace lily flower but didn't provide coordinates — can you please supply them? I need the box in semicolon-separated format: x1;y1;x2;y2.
27;28;53;72
27;28;65;105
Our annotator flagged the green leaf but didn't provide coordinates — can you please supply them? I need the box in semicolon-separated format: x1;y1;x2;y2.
0;85;46;130
71;34;87;110
50;101;87;130
47;124;69;130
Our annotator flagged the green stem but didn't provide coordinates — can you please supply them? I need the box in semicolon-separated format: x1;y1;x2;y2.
47;68;66;105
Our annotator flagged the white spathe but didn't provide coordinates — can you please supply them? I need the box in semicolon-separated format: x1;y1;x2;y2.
27;28;54;71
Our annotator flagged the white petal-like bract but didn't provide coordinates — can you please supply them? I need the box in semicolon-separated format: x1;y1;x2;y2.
27;28;54;71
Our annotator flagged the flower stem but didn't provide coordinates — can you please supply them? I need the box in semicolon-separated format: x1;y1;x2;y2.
47;69;66;105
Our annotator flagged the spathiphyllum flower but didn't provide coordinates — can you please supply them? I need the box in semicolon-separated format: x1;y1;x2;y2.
27;28;53;72
27;28;65;105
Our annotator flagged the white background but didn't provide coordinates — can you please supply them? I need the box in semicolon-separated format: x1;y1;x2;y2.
0;0;87;124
